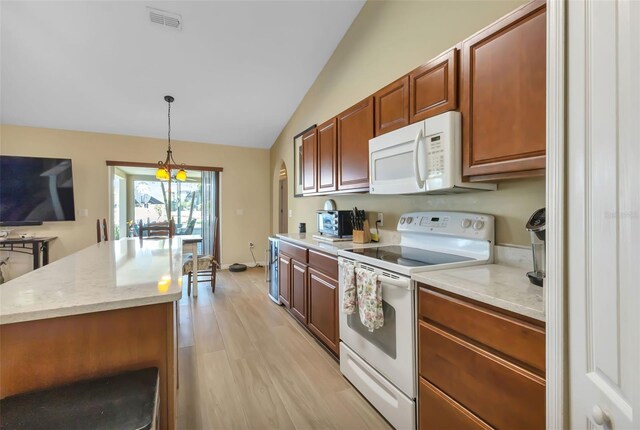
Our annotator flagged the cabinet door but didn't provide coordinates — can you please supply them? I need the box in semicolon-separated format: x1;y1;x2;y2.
278;254;291;308
301;127;318;193
409;48;458;124
290;260;308;324
461;0;546;179
374;76;409;136
317;118;338;193
308;267;339;356
337;97;374;191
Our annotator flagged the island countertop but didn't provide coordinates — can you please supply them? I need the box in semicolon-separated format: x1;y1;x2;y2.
0;238;183;325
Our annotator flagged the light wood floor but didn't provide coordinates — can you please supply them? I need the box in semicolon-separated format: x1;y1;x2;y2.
176;267;391;430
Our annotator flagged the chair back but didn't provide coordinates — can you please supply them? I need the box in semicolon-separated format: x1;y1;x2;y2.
139;220;175;239
96;218;108;243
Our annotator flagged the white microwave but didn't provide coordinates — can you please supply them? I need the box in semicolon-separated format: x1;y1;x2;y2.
369;111;496;195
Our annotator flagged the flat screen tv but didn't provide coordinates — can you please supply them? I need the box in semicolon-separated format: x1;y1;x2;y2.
0;155;76;225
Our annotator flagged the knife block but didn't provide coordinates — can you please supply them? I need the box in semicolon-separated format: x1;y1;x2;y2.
352;220;371;244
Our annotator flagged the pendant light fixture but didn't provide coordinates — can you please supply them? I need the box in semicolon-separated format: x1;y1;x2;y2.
156;95;187;182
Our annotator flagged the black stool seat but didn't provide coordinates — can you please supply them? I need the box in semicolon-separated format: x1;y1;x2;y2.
0;367;159;430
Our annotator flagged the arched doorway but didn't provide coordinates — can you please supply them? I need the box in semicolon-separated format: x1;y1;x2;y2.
278;162;288;234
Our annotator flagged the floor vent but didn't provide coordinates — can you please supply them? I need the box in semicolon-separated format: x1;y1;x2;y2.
147;7;182;31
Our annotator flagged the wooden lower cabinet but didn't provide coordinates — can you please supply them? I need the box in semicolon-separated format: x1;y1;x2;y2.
291;260;308;324
307;267;339;355
279;242;340;357
419;377;491;430
278;254;291;308
418;284;545;430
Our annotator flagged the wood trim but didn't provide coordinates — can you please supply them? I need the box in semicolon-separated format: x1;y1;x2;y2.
467;168;546;182
546;0;566;428
106;160;223;172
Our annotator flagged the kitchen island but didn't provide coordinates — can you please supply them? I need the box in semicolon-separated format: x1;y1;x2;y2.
0;238;183;430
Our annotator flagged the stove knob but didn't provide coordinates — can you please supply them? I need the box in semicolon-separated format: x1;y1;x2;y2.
400;217;405;225
461;218;472;229
406;217;413;224
473;220;485;230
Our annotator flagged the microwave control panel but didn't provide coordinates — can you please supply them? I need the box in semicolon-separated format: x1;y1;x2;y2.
425;133;445;179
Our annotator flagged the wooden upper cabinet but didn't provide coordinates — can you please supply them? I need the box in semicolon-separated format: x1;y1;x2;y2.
374;76;409;136
337;96;374;191
409;48;458;124
461;0;547;180
301;126;318;193
317;118;338;193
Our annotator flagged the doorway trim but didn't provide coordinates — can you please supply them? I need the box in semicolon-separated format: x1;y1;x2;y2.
546;0;566;428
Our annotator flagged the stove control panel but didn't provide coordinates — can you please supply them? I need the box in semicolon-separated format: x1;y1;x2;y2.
397;211;494;242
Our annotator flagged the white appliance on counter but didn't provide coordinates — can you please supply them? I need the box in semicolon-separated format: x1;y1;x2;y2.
337;211;495;430
369;111;496;195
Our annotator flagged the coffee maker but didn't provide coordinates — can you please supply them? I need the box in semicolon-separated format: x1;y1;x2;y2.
525;208;545;287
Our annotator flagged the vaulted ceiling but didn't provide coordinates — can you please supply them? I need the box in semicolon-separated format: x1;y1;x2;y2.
0;1;364;148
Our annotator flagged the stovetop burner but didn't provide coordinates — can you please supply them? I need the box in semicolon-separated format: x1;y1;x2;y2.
344;245;473;267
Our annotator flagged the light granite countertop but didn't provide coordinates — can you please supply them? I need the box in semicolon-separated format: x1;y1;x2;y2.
0;238;183;325
412;264;545;322
276;233;391;256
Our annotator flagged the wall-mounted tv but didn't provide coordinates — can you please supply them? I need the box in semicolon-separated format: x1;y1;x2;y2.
0;155;76;225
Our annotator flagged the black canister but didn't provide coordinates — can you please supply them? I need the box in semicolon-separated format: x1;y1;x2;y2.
298;223;306;233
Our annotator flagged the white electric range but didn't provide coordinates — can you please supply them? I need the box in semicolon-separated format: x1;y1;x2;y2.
337;211;494;430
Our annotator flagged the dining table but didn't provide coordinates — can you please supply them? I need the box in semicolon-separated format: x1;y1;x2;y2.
178;234;203;297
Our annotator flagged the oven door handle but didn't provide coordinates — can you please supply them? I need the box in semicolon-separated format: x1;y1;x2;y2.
377;273;412;290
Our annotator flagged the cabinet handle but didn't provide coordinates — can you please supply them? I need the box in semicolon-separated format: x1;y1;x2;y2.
591;405;612;428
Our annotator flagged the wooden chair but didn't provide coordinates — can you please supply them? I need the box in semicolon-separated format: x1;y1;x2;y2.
96;218;108;243
183;216;219;295
138;220;175;239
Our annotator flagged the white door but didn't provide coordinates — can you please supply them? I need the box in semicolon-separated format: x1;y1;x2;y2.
567;1;640;429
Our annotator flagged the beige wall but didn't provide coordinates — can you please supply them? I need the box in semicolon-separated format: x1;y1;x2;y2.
0;125;270;278
270;0;544;246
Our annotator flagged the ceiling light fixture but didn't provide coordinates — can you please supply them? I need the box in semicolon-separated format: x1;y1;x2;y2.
156;95;186;225
156;95;187;183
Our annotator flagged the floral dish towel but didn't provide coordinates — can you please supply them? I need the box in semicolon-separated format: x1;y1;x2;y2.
355;267;384;332
339;259;356;315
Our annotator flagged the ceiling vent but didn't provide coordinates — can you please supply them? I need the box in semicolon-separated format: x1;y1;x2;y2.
147;7;182;31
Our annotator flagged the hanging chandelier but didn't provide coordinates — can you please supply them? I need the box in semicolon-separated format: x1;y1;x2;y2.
156;95;187;182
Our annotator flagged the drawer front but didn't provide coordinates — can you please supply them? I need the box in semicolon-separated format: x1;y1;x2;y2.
279;241;308;263
419;377;492;430
419;321;545;430
308;249;338;279
419;286;545;372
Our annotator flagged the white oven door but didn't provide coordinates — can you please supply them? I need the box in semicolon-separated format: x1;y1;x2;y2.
369;121;427;195
338;259;416;398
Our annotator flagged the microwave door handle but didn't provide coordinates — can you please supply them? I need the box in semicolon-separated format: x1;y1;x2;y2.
413;128;425;189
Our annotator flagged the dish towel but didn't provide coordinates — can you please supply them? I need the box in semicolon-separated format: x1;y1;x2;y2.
355;267;384;332
340;259;356;314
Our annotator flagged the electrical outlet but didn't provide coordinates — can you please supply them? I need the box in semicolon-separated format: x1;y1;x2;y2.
377;212;384;227
249;241;254;249
288;209;293;218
